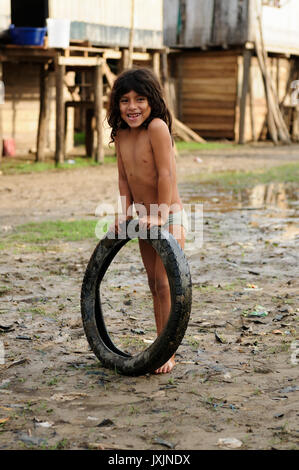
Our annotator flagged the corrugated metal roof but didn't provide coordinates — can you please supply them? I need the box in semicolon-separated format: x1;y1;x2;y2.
49;0;162;31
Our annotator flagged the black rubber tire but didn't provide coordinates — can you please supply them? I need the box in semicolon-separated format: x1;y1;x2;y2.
81;219;192;376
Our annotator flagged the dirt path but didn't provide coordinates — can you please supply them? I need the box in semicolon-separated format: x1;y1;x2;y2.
0;144;298;450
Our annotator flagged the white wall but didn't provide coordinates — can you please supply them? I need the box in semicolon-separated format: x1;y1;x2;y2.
0;0;11;31
262;0;299;54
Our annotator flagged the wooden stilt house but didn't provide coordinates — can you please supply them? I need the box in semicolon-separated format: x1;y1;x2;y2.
163;0;299;143
0;0;163;161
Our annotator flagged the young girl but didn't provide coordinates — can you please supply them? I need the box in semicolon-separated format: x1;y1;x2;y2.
107;68;188;374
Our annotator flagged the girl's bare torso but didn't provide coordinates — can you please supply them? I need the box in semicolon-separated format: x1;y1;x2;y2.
117;126;182;216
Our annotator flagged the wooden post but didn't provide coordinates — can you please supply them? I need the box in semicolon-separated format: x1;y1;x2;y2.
249;65;257;142
292;106;299;142
238;48;252;144
81;71;87;131
0;62;3;164
254;6;290;144
36;63;49;162
128;0;135;68
161;50;171;106
177;55;183;121
55;60;66;164
121;49;130;71
85;108;94;157
152;52;160;79
93;63;104;163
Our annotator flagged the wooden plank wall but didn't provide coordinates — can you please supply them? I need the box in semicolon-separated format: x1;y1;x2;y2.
174;50;239;139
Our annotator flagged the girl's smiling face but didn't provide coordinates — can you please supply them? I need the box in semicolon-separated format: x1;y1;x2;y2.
119;90;151;128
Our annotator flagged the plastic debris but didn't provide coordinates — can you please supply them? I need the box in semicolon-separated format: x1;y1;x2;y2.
130;328;145;335
243;305;268;318
153;437;175;449
244;284;263;291
279;385;299;393
97;418;114;427
217;437;243;449
17;433;47;446
215;330;226;343
33;418;53;428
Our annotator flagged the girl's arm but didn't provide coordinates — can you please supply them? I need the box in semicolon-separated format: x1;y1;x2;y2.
116;136;133;219
148;119;173;225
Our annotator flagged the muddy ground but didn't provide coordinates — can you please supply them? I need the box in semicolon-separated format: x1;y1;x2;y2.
0;143;298;451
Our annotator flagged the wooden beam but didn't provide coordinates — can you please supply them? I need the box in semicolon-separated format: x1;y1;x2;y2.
120;49;130;71
174;118;206;143
93;63;104;163
36;63;49;162
103;50;122;60
55;61;66;164
238;48;252;144
58;56;103;67
132;51;151;61
103;61;117;88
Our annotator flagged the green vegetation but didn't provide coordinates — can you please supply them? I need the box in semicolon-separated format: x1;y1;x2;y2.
74;132;86;146
175;140;236;151
1;155;116;175
0;285;11;296
0;219;98;252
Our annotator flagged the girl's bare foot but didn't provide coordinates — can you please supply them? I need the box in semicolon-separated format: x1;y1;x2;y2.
155;356;175;374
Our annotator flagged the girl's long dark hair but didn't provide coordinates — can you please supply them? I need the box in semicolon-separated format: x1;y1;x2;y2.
107;67;172;143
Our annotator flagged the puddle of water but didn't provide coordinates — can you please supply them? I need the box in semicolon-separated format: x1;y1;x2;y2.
180;181;299;246
181;181;298;213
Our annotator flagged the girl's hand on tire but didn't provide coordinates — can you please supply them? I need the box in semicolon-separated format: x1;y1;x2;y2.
139;215;164;230
109;215;132;235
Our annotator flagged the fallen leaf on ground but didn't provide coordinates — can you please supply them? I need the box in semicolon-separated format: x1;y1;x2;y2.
0;417;10;424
